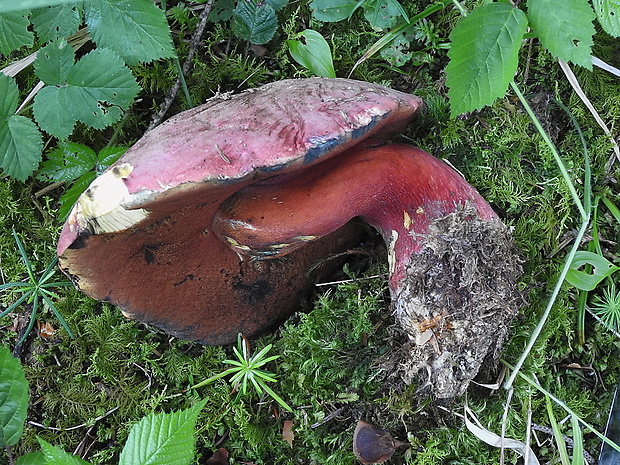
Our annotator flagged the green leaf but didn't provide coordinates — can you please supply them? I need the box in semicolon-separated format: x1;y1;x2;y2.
0;115;43;180
207;0;235;22
363;0;408;30
593;0;620;37
566;251;620;291
58;171;96;220
16;451;46;465
287;29;336;78
446;2;527;117
0;10;34;54
266;0;288;10
527;0;595;69
0;0;87;13
571;414;584;465
96;146;125;169
37;141;97;181
33;43;141;139
0;70;18;116
119;399;207;465
85;0;175;65
0;74;43;179
38;438;91;465
310;0;357;22
33;38;74;85
231;0;278;45
31;3;82;42
0;346;29;447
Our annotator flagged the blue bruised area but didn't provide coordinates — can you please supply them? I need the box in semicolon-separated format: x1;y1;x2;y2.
302;112;386;165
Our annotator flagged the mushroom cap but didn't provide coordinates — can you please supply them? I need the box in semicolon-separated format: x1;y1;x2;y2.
57;78;424;345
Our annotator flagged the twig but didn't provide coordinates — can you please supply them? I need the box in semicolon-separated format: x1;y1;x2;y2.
311;406;346;428
148;0;214;130
27;406;120;431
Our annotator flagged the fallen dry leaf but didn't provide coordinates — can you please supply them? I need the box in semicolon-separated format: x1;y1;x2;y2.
38;321;56;338
353;421;408;464
282;419;294;447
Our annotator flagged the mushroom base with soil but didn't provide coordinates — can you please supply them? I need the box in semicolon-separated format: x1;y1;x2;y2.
386;208;522;398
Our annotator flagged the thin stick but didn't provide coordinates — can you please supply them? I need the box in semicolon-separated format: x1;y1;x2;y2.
27;406;119;431
149;1;214;130
504;81;591;390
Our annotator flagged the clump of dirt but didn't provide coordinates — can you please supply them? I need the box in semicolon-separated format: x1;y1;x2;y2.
385;207;524;398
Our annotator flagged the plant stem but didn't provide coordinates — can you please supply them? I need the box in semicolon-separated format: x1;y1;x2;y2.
504;219;589;390
509;81;588;221
504;81;592;389
450;0;468;16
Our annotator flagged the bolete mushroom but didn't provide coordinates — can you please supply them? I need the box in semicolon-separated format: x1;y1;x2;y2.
57;77;522;397
57;77;423;345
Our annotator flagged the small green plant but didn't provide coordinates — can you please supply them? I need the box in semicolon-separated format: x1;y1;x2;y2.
287;29;336;78
192;333;292;412
0;344;207;465
0;230;73;344
590;282;620;334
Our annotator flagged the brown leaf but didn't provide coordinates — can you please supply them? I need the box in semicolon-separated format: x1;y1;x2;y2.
206;448;229;464
282;419;294;447
353;421;408;464
37;321;56;338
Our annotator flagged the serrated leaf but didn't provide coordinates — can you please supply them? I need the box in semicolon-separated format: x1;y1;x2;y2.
34;39;74;85
0;11;34;54
363;0;408;30
58;171;96;220
38;438;91;465
287;29;336;78
0;115;43;180
32;86;78;139
593;0;620;37
31;3;82;42
446;2;527;117
38;141;97;181
0;346;29;447
0;71;18;116
528;0;595;69
231;0;278;45
85;0;175;65
33;45;140;139
0;0;84;13
566;251;620;291
310;0;357;22
208;0;234;21
96;146;125;169
119;399;207;465
15;451;46;465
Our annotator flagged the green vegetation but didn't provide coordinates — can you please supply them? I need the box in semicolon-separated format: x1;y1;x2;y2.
1;0;620;463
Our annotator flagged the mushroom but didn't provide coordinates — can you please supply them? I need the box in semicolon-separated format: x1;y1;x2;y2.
57;77;522;397
57;78;424;346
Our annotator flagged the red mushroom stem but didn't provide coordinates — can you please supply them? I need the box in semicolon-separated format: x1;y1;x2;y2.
213;142;495;290
213;142;522;398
